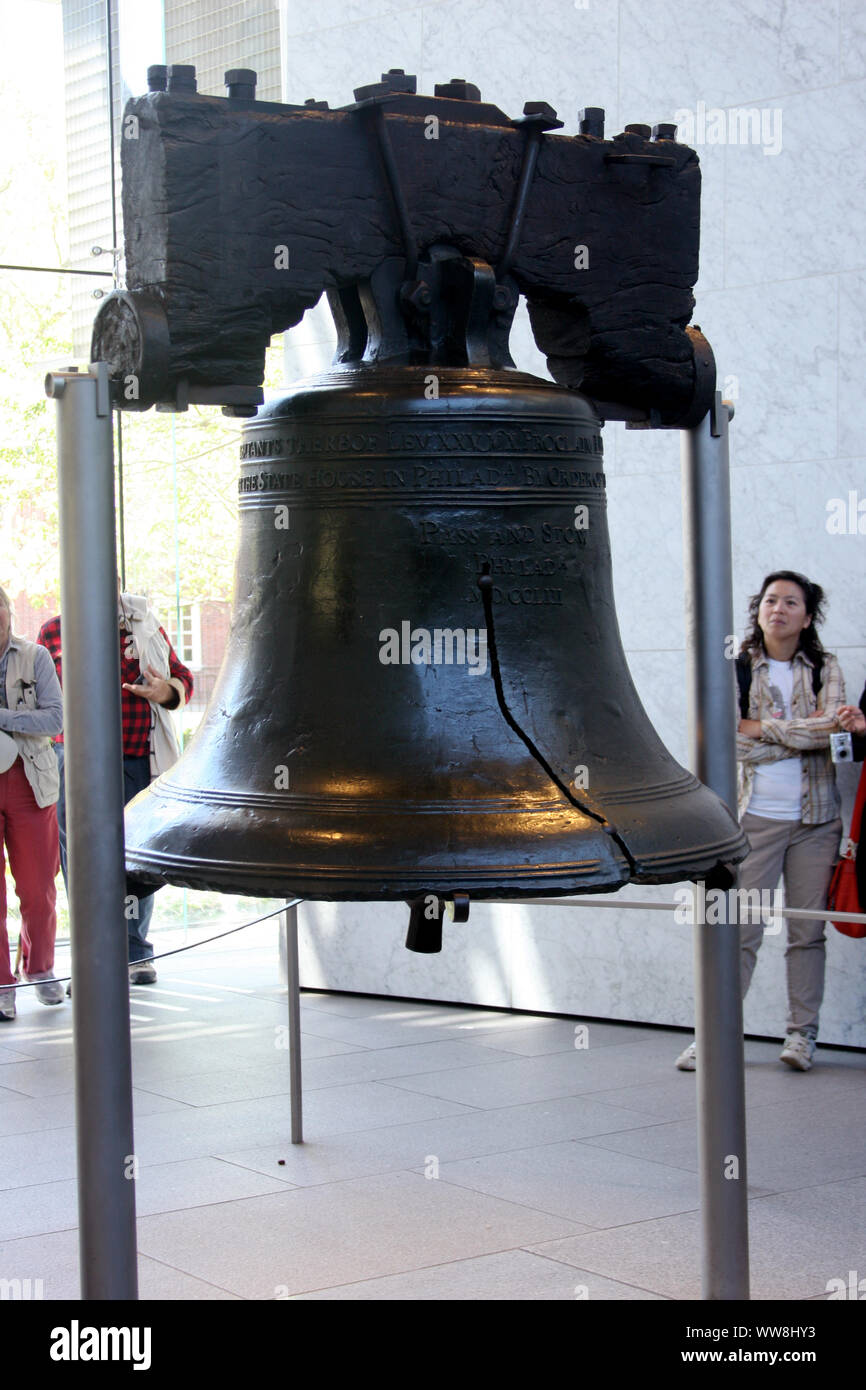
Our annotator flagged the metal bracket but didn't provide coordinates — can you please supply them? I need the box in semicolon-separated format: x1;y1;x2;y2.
604;153;675;168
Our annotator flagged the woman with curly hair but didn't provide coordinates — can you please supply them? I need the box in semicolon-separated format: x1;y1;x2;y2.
677;571;845;1073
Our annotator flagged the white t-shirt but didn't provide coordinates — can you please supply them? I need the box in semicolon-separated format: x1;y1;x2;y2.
747;658;802;820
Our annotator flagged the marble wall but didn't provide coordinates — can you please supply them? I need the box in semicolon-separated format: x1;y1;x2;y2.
278;0;866;1046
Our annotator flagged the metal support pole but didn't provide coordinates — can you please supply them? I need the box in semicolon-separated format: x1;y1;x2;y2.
681;390;750;1300
46;364;138;1300
284;901;303;1143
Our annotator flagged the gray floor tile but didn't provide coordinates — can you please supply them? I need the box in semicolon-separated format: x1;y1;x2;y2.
297;1012;512;1050
436;1140;701;1227
443;1010;589;1036
0;1058;80;1099
0;1228;240;1300
748;1179;866;1298
382;1042;678;1109
0;1157;295;1242
581;1089;866;1194
581;1078;700;1124
129;1082;473;1166
137;1156;296;1206
526;1213;705;1300
0;1088;186;1141
133;1059;305;1108
130;1024;361;1085
135;1171;585;1297
302;997;556;1033
217;1093;657;1188
0;1014;75;1056
584;1040;866;1124
527;1176;866;1300
0;1041;38;1064
470;1019;663;1057
0;1126;78;1191
298;1038;518;1087
300;992;429;1018
136;1039;516;1107
140;1259;244;1300
290;1248;666;1300
0;1032;356;1100
746;1054;866;1107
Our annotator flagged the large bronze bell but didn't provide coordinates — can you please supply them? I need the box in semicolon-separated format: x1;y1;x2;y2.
124;339;746;903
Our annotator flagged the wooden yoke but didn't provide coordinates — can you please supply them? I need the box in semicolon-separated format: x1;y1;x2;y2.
93;65;712;424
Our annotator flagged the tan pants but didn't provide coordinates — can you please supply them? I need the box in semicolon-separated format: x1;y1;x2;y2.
739;812;842;1039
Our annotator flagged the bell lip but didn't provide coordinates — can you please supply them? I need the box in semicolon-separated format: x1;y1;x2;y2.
122;837;633;899
122;873;628;901
123;834;748;901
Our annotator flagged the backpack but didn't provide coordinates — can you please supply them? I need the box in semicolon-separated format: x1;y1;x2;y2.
735;652;823;719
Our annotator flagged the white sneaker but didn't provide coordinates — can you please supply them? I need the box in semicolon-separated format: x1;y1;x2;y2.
780;1032;815;1071
675;1040;697;1071
0;986;16;1021
23;971;65;1006
129;960;157;985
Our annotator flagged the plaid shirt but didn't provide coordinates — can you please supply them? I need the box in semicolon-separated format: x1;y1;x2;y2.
736;648;845;825
37;613;194;758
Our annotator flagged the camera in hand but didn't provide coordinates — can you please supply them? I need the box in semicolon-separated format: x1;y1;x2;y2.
830;731;854;763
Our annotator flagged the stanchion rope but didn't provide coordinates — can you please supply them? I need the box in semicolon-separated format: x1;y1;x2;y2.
11;898;303;989
10;893;866;990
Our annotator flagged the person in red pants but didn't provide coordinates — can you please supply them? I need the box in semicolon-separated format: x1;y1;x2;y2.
838;687;866;906
0;586;64;1020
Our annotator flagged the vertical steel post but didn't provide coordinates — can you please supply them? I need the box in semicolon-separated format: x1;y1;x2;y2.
46;364;138;1300
284;901;303;1143
681;390;750;1299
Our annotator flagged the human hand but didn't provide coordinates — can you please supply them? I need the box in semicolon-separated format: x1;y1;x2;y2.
123;664;175;707
737;719;762;738
838;706;866;735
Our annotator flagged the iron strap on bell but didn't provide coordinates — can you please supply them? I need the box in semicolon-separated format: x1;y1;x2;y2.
98;69;747;922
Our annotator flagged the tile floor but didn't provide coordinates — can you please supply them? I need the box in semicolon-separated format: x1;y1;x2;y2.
0;922;864;1300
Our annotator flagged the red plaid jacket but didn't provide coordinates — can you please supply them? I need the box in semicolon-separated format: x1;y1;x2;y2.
38;614;194;758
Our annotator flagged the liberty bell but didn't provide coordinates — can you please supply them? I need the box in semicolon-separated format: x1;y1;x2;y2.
97;69;748;932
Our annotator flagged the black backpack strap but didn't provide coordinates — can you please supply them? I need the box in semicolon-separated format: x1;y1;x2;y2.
735;653;751;719
736;651;822;718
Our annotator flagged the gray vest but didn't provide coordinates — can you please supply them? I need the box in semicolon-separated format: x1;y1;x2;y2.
4;640;60;808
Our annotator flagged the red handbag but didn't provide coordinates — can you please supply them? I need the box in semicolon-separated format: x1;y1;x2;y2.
829;760;866;938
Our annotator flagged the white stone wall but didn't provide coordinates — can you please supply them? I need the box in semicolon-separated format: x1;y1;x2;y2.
280;0;866;1045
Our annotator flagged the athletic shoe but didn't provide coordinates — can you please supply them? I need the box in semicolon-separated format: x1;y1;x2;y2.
0;986;16;1021
780;1032;815;1071
23;971;65;1006
675;1040;697;1071
129;960;157;985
